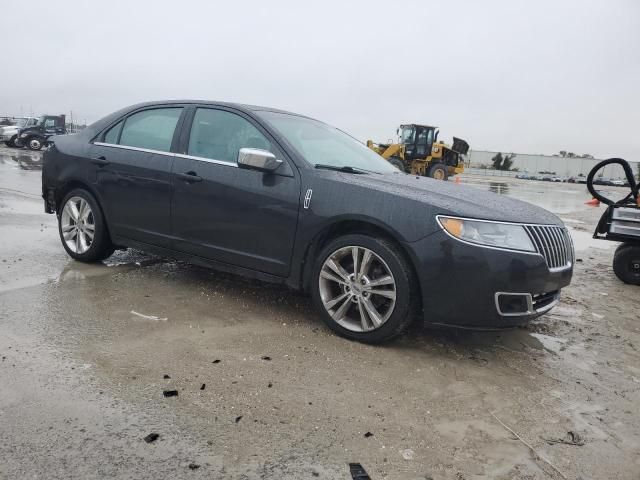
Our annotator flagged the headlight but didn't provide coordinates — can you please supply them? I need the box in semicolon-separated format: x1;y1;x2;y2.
20;133;28;138
433;146;439;153
438;216;536;252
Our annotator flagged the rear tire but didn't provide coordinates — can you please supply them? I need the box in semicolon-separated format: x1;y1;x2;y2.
311;234;417;343
613;243;640;285
427;162;448;180
58;189;114;262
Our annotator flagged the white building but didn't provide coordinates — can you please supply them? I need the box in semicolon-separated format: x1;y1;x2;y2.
467;150;639;179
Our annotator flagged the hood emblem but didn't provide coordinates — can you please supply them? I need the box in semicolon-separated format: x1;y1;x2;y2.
304;189;313;209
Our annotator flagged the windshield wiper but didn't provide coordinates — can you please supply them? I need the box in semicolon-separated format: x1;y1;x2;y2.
314;164;371;174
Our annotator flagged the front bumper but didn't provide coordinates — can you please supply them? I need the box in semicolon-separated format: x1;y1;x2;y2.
407;230;573;328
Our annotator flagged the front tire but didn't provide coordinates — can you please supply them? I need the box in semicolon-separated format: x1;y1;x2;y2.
311;234;417;343
427;162;448;180
5;135;19;148
26;137;43;150
58;189;114;262
613;243;640;285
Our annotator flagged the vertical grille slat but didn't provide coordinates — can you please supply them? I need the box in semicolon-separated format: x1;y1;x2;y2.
524;225;574;270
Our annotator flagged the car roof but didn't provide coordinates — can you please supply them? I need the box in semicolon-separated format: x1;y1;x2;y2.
125;100;301;116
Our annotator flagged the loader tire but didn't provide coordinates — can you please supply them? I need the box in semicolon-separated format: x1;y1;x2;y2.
427;163;448;180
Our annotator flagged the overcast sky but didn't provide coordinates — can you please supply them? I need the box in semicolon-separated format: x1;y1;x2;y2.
3;0;639;159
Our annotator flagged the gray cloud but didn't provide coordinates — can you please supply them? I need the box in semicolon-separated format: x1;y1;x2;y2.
3;0;639;159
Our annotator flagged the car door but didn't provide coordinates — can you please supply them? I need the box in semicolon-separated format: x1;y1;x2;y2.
171;107;300;276
90;106;185;247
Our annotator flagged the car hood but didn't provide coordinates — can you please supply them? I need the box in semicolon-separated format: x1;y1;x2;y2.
0;125;18;133
342;172;563;226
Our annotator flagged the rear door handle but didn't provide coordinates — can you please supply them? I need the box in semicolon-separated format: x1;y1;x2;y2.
176;171;202;183
91;156;110;167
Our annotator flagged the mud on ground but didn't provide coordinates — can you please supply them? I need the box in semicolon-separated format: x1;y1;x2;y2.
0;146;638;479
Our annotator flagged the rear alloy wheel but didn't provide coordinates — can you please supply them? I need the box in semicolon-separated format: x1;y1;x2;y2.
427;162;448;180
613;243;640;285
58;189;114;262
27;137;43;151
311;234;417;343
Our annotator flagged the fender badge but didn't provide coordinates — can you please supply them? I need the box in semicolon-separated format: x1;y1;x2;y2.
303;189;313;209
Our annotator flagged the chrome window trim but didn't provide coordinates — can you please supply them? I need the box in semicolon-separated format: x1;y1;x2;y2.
93;142;175;157
94;142;242;168
174;153;238;168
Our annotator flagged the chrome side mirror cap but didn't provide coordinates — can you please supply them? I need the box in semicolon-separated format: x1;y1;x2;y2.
237;148;282;173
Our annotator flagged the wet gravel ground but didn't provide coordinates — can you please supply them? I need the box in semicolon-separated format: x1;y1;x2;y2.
0;145;639;479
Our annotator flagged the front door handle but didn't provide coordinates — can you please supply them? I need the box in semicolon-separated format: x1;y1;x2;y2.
91;156;110;167
176;171;203;183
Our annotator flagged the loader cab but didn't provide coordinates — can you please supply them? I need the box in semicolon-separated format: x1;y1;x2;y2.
398;124;438;161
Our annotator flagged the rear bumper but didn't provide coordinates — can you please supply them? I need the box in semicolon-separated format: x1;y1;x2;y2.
406;230;573;328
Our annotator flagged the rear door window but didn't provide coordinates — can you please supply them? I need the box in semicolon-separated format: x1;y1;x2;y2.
187;108;272;163
103;120;123;144
119;108;182;152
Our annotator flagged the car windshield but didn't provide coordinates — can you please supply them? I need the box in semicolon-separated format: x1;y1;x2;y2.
257;111;398;174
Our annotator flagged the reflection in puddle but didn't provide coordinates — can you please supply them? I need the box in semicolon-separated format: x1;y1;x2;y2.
0;152;44;170
489;182;509;194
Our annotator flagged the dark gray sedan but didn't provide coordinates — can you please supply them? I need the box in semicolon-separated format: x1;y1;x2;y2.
42;101;573;343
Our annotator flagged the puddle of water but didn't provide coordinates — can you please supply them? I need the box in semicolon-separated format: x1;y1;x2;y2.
0;152;43;170
560;217;585;224
529;333;568;354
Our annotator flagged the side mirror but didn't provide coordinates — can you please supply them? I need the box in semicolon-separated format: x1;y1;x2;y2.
237;148;282;173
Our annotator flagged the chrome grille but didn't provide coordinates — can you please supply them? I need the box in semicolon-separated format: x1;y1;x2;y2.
524;225;574;270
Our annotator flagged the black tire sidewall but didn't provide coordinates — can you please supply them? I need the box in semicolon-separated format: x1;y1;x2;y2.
58;189;112;262
310;234;415;343
613;243;640;285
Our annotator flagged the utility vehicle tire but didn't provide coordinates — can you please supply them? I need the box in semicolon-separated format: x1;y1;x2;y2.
311;234;418;343
5;135;18;148
26;137;43;151
612;242;640;285
427;162;448;180
389;157;406;172
58;189;114;262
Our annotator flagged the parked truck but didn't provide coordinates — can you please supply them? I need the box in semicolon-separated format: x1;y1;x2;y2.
14;115;67;150
0;117;39;147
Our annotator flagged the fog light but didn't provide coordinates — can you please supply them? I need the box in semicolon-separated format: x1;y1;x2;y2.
495;292;533;316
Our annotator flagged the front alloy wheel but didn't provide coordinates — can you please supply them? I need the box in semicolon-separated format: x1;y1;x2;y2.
311;234;417;343
319;246;397;332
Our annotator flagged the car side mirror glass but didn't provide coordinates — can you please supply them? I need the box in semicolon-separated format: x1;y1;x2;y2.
237;148;282;173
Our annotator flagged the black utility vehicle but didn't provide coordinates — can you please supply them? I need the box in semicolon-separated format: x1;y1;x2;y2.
17;115;66;150
42;101;574;342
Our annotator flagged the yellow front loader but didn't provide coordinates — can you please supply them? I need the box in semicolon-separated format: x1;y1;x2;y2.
367;124;469;180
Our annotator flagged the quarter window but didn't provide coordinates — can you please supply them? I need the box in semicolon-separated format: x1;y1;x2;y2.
119;108;182;152
103;120;123;144
187;108;272;163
